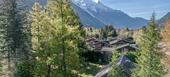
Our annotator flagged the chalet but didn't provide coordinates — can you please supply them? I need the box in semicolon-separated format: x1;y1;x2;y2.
117;55;135;77
99;43;138;54
94;41;102;50
107;37;117;41
100;47;114;53
101;41;111;47
86;37;97;42
86;37;103;50
99;47;114;62
86;36;137;52
115;44;138;52
109;37;135;47
85;36;138;77
84;36;138;64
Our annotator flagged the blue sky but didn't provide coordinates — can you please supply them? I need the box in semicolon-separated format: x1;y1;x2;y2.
99;0;170;19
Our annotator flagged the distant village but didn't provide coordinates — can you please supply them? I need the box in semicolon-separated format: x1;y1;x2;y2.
83;26;139;77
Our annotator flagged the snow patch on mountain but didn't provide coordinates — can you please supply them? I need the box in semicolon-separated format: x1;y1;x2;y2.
71;0;149;29
93;0;99;3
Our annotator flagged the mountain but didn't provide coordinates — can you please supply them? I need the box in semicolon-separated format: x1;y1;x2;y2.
3;0;169;29
72;3;105;28
71;0;148;29
157;12;170;25
0;0;148;29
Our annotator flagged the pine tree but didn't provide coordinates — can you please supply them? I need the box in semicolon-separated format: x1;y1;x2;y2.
132;13;166;77
101;25;117;39
0;0;20;76
0;4;4;75
0;0;33;77
0;1;10;76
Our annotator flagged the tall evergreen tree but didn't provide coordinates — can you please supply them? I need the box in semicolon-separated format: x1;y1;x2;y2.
0;0;21;76
132;13;166;77
0;3;4;75
100;25;117;39
0;0;33;77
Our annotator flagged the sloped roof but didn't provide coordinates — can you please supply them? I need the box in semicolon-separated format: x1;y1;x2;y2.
86;37;97;42
95;65;111;77
95;55;134;77
109;39;120;45
117;55;132;65
109;37;134;45
99;44;138;53
100;47;114;53
115;44;138;50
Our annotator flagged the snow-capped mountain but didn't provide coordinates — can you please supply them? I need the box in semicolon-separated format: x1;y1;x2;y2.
1;0;169;29
71;0;148;29
72;3;105;28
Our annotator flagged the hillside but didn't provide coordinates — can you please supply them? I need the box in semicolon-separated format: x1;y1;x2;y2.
158;12;170;26
71;0;148;29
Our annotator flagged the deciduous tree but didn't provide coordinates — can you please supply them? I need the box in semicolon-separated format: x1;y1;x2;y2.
31;0;83;76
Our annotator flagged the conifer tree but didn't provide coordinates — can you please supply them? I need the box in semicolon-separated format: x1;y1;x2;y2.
132;13;166;77
0;3;4;75
0;0;33;77
0;0;21;76
101;25;117;39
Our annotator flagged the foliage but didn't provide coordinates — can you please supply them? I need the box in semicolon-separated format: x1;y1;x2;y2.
162;20;170;47
108;51;123;77
100;25;117;39
0;0;33;77
125;52;137;63
109;65;126;77
31;0;83;76
132;14;166;77
14;60;34;77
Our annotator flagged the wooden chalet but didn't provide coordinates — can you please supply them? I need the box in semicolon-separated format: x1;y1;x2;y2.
94;41;102;50
86;37;103;50
109;37;135;47
84;36;138;64
115;44;138;52
86;37;97;42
